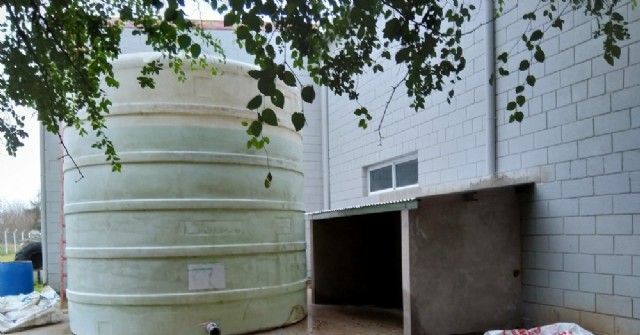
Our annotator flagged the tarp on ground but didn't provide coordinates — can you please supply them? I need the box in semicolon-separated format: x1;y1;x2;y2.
0;286;64;334
485;323;594;335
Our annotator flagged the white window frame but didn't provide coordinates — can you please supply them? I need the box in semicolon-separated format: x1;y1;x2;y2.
367;156;418;194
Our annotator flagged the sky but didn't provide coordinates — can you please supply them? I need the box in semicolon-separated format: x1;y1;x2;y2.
0;108;41;205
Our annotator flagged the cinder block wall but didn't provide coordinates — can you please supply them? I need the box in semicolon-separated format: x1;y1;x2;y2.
495;2;640;333
326;1;640;332
41;131;64;292
326;8;491;208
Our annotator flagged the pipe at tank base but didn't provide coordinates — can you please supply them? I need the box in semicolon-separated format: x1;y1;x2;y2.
206;322;221;335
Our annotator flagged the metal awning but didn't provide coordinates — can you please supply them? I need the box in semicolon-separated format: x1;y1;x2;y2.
306;198;418;220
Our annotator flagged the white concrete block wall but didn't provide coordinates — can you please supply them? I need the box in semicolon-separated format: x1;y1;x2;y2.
41;130;64;291
324;1;640;331
494;1;640;332
327;8;490;207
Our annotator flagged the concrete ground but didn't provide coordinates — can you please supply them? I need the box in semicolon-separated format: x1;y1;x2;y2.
12;295;403;335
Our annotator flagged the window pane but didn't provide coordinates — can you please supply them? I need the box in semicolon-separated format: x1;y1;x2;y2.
396;159;418;187
370;165;393;192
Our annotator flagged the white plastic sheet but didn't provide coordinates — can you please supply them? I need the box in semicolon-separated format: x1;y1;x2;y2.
0;286;64;334
485;323;594;335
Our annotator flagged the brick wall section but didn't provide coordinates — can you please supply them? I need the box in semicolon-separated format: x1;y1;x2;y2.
42;131;64;291
327;11;490;208
494;1;640;333
325;1;640;332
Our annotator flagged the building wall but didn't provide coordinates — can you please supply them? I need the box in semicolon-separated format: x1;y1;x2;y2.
41;130;64;291
326;6;491;208
409;188;521;334
326;1;640;331
495;2;640;332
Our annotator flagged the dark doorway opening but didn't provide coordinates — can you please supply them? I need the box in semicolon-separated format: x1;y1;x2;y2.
311;211;402;309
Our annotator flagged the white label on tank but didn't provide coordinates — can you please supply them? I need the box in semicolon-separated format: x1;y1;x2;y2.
188;263;226;290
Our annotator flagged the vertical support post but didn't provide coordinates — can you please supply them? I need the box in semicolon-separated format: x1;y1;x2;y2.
13;229;18;253
401;209;411;335
309;219;316;304
4;229;8;255
60;151;67;303
485;0;496;176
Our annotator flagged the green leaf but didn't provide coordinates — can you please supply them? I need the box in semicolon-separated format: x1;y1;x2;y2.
519;60;530;71
248;120;262;137
530;29;543;41
301;86;315;103
177;34;191;49
247;95;262;110
119;6;133;21
282;71;296;87
498;67;510;76
264;172;272;188
248;70;262;80
515;85;524;94
223;12;237;27
105;76;119;88
271;89;285;108
262;108;278;126
534;49;545;62
513;111;524;122
395;48;411;63
265;22;273;33
236;25;251;40
292;112;306;131
507;101;517;111
497;51;508;63
164;7;178;21
551;18;564;30
190;44;201;58
516;95;526;106
358;119;368;129
258;78;276;96
526;75;536;86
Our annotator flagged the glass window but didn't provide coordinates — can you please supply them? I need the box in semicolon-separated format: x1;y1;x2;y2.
396;159;418;187
368;157;418;193
369;165;393;192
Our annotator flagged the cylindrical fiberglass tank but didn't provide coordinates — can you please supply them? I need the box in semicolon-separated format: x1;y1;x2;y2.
64;53;306;335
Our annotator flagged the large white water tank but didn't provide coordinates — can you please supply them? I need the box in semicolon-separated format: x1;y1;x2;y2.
63;53;306;335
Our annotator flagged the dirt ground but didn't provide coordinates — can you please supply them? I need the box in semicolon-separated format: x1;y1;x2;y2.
12;291;403;335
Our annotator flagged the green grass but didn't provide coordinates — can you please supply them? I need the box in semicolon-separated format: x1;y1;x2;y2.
0;253;15;262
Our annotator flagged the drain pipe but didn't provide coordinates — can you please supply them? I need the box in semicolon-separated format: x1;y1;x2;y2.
206;322;221;335
39;125;48;285
485;0;496;176
321;85;331;210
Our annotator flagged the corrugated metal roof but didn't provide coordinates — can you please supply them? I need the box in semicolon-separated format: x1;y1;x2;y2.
306;198;418;220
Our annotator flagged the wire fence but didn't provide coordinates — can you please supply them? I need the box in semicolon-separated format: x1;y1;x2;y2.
1;229;29;255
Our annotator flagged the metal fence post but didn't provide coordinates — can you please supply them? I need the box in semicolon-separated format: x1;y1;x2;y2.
13;229;18;253
3;229;8;255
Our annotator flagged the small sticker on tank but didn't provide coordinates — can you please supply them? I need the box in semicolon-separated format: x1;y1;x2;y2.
188;263;226;290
